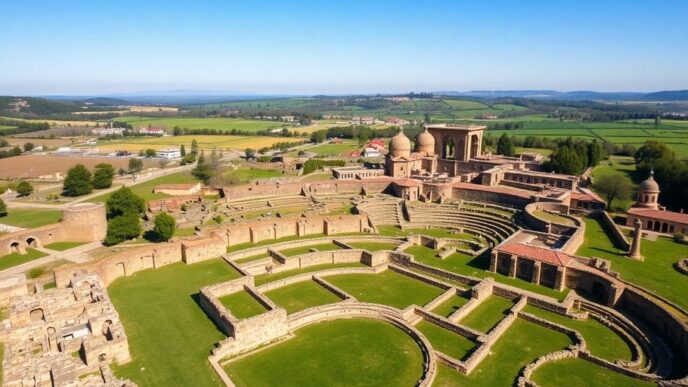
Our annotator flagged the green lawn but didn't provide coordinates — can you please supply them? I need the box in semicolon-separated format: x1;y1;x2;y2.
234;253;270;264
254;262;367;286
458;296;513;332
224;319;424;387
523;305;633;362
347;241;398;251
44;241;85;251
112;116;289;133
591;156;637;210
174;227;196;237
307;141;360;156
91;171;201;203
218;291;267;319
532;357;654;387
430;294;470;317
223;168;289;182
533;210;576;226
404;245;568;300
432;319;573;386
379;226;480;241
0;209;62;228
279;242;342;257
576;217;688;312
109;259;241;387
0;248;48;271
416;320;476;360
265;280;342;314
327;270;445;309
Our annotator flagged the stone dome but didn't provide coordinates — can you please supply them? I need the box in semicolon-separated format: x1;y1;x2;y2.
639;171;660;192
389;129;411;158
415;128;435;155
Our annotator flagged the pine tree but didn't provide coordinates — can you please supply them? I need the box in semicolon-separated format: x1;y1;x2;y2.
63;164;93;196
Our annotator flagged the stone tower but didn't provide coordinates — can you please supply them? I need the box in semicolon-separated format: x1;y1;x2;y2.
62;203;107;242
628;218;643;260
634;170;660;210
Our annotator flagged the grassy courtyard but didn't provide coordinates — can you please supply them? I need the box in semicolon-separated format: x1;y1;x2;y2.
0;249;48;271
457;295;514;332
279;242;342;257
416;320;476;360
404;245;568;300
326;270;445;309
0;209;62;228
224;319;424;387
91;171;201;203
532;357;654;387
254;262;367;285
265;280;342;314
576;217;688;312
109;259;241;387
44;241;85;251
432;319;572;386
218;291;267;319
347;241;398;251
430;294;470;317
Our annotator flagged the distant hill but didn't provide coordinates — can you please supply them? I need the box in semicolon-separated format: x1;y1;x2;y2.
638;90;688;101
437;90;647;101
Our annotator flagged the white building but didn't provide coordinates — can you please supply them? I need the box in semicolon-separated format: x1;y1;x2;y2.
156;148;181;159
92;128;125;137
363;147;381;158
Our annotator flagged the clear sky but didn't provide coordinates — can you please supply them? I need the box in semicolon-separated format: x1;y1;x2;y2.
1;0;687;95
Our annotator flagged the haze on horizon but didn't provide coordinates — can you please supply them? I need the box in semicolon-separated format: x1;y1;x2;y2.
1;0;687;96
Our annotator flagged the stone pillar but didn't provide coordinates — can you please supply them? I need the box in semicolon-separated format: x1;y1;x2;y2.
508;255;518;278
554;266;567;291
627;218;643;260
489;251;498;272
532;261;541;285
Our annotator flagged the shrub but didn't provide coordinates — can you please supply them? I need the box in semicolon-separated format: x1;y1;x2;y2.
63;164;93;196
0;198;7;217
302;159;346;174
16;181;34;196
28;267;46;279
92;163;115;189
213;215;224;224
673;233;685;244
152;212;176;242
104;213;142;245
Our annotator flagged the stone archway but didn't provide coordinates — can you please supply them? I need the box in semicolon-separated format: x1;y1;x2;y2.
10;241;21;254
26;237;39;248
470;134;480;159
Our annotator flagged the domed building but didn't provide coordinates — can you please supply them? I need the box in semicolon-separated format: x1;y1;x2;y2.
388;129;411;158
634;170;660;210
627;170;688;235
415;128;435;156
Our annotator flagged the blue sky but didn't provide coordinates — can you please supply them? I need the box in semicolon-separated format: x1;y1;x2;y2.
1;0;687;95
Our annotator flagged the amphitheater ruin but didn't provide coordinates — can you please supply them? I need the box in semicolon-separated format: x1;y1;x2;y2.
1;124;687;386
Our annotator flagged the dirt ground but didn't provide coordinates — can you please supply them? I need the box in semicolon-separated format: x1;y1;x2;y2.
0;154;158;179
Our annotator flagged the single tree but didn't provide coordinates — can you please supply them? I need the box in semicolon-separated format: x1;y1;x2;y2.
496;134;515;156
192;151;213;182
16;181;34;196
593;174;633;210
106;187;145;218
145;148;157;158
0;198;7;217
128;158;144;176
244;148;256;159
152;212;176;242
310;130;326;143
63;164;93;196
23;142;35;152
191;139;199;155
92;163;115;189
180;144;186;156
104;213;141;245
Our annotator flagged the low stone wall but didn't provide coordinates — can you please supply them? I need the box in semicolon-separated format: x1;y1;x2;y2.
598;210;630;250
674;258;688;275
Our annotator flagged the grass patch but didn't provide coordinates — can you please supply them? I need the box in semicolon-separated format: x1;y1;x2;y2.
0;209;62;228
577;217;688;312
174;227;196;237
0;248;48;271
224;318;424;387
416;320;475;360
523;305;632;361
44;241;85;251
327;270;445;309
91;171;200;203
404;245;568;300
458;295;513;332
279;242;341;257
434;319;572;386
254;262;366;286
218;291;267;319
430;294;470;317
265;280;342;314
532;357;654;387
347;241;398;251
109;259;241;387
533;210;576;226
234;253;270;264
378;226;481;241
223;168;289;183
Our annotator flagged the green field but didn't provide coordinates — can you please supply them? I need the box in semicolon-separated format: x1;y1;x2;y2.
0;209;62;228
457;295;513;332
279;242;342;257
90;135;304;152
590;156;637;210
576;217;688;312
44;241;85;251
224;319;424;387
254;262;367;286
109;259;241;387
326;270;445;309
110;116;290;132
305;141;361;156
532;357;654;387
265;280;342;314
218;291;267;319
91;171;200;203
416;320;476;360
0;248;48;271
222;167;288;182
347;241;398;251
430;294;469;317
433;319;572;386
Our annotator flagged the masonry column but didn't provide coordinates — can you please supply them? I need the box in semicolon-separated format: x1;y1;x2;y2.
508;255;518;278
531;261;541;285
554;266;567;291
489;250;498;272
627;218;643;260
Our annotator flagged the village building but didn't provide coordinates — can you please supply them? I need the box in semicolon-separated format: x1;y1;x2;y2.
626;171;688;234
156;148;181;159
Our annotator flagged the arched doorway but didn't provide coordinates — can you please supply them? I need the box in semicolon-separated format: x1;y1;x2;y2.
26;237;39;248
443;136;455;159
10;241;21;253
470;134;480;159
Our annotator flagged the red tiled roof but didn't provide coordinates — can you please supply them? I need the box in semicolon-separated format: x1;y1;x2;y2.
497;243;573;266
393;178;422;187
452;182;532;199
627;208;688;225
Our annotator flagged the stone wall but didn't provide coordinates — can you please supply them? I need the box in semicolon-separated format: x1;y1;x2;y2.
182;235;227;264
598;210;631;250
